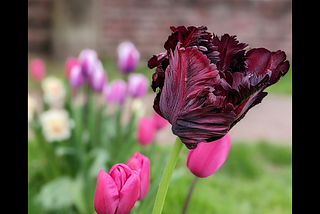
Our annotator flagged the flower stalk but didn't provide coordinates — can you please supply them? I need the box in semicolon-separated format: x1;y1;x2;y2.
152;137;183;214
181;176;198;214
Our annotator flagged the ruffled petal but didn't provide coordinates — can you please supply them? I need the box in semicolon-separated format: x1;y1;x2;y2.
245;48;290;85
159;44;235;148
212;34;248;73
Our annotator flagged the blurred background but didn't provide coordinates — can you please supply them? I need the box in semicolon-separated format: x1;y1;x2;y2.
28;0;292;213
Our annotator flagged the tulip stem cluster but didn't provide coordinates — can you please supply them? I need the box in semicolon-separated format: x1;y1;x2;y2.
152;137;183;214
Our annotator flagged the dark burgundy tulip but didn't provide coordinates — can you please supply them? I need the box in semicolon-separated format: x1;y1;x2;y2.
148;26;289;149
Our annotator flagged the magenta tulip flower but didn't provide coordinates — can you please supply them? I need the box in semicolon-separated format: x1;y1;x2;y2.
127;73;149;98
103;79;127;105
69;65;84;88
94;164;140;214
126;152;150;200
29;58;45;81
90;61;107;92
65;57;79;79
78;49;98;78
152;111;169;130
187;133;231;178
136;116;156;146
117;41;140;74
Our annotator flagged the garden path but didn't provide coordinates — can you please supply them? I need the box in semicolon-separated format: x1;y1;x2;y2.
139;94;292;145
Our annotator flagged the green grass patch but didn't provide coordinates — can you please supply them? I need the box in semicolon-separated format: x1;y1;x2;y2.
163;141;292;214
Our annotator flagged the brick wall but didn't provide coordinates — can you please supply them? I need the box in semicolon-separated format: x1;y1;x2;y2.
28;0;292;62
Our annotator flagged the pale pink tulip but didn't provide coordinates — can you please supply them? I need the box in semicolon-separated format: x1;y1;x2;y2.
29;58;45;81
94;164;140;214
117;41;140;74
90;61;107;92
69;65;84;88
78;49;98;78
136;116;156;146
103;79;127;105
65;57;79;79
186;134;231;178
126;152;150;200
127;73;149;98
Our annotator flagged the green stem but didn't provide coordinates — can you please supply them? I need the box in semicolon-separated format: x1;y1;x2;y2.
152;137;183;214
181;176;198;214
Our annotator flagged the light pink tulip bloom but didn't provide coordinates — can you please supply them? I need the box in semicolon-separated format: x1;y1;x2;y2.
117;41;140;74
69;65;84;88
65;57;79;79
90;61;107;92
78;49;98;78
94;164;140;214
103;79;127;105
126;152;150;200
127;73;149;98
29;58;45;81
136;116;156;146
187;133;231;178
152;111;169;130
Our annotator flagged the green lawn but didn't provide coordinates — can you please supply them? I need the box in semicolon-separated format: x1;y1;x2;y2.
163;141;292;214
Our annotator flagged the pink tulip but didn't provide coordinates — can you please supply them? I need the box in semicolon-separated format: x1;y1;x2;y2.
186;134;231;178
78;49;98;78
94;164;140;214
69;65;84;88
127;73;149;98
90;61;107;92
126;152;150;200
29;58;45;81
152;111;169;130
136;116;156;146
117;41;140;74
103;79;127;105
65;57;79;79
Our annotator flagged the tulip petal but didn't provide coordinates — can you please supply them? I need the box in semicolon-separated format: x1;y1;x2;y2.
187;134;231;178
212;34;248;73
159;44;235;148
116;171;140;214
245;48;290;85
94;170;119;214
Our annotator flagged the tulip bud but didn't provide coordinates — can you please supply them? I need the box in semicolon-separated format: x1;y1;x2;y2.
127;73;149;98
69;65;84;88
152;111;169;130
65;57;79;79
78;49;98;78
103;79;127;105
29;58;45;81
117;41;140;74
90;61;107;92
136;116;156;146
126;152;150;200
186;134;231;178
94;164;140;214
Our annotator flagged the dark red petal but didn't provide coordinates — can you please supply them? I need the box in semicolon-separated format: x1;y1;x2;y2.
159;45;235;148
212;34;248;73
147;52;167;69
245;48;290;86
151;66;166;92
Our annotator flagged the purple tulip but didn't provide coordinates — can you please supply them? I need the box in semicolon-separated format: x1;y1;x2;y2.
127;73;149;98
126;152;150;200
103;79;127;105
65;57;79;79
78;49;98;78
187;133;231;178
90;61;107;92
69;65;84;88
94;164;140;214
117;41;140;74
